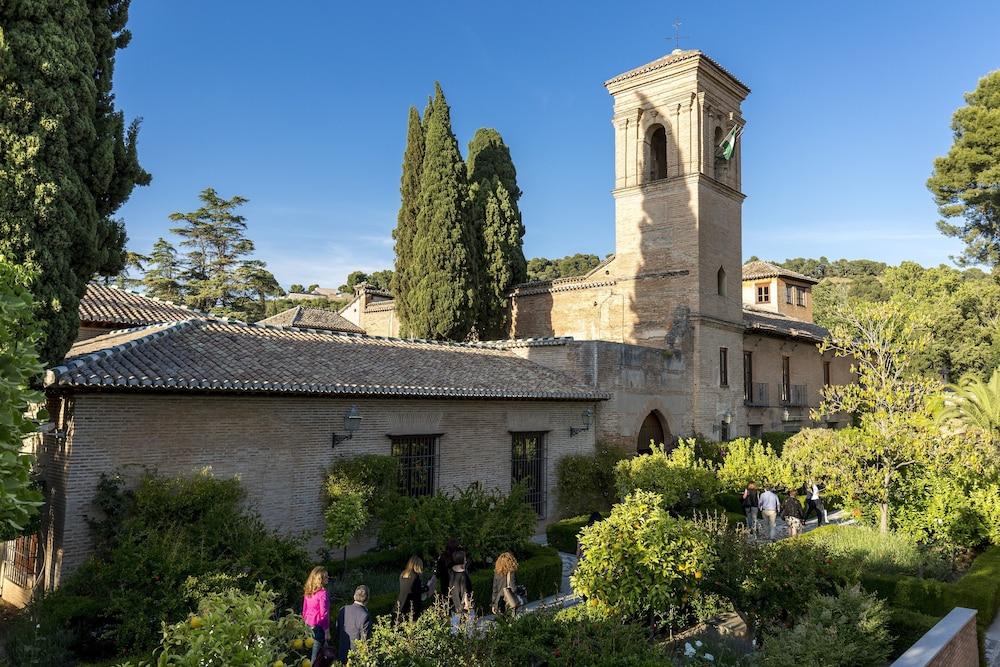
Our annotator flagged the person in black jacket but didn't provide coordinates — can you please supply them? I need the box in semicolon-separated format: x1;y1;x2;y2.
336;585;372;665
780;489;805;537
436;538;460;597
742;482;760;533
447;550;474;626
396;555;434;622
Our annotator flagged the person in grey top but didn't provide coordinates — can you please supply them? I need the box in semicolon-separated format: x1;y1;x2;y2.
759;487;781;540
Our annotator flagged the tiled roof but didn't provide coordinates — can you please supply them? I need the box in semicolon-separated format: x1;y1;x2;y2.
743;307;829;343
79;283;204;327
605;49;750;92
48;319;608;401
741;260;818;285
257;306;366;334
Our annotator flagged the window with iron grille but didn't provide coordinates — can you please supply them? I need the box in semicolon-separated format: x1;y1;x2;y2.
719;347;728;386
391;435;438;497
796;286;807;306
511;432;546;517
6;533;38;588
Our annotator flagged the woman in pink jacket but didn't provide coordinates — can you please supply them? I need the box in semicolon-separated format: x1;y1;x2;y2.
302;566;330;664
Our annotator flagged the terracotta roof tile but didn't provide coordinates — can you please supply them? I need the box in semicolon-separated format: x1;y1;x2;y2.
741;260;818;285
49;319;607;401
79;283;204;327
257;306;366;334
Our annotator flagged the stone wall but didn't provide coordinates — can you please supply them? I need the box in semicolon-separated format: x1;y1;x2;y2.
21;393;596;599
891;607;979;667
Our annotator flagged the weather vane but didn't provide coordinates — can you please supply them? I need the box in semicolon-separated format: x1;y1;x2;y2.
668;19;688;51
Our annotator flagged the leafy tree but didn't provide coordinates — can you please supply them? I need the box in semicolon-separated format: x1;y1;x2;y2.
0;263;45;539
169;188;254;315
613;442;719;512
324;472;371;574
933;368;1000;442
141;238;183;303
715;438;795;493
105;250;150;289
233;260;283;322
393;107;426;335
367;270;394;292
0;0;150;364
263;296;347;317
307;283;319;293
928;70;1000;267
788;300;941;533
406;84;477;340
467;129;526;338
570;490;714;625
338;270;369;294
288;283;305;294
526;254;601;282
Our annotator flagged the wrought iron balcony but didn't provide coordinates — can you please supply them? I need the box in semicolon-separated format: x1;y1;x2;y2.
745;382;769;407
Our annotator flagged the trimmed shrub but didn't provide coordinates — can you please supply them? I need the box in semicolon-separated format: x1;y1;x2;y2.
760;431;794;455
758;586;891;667
554;444;625;517
887;608;941;659
801;524;949;579
716;438;796;493
614;443;719;512
571;491;714;625
43;470;310;660
377;482;536;564
546;514;590;554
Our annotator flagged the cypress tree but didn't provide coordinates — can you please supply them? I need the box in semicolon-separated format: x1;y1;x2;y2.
391;107;425;336
466;129;526;338
0;0;150;364
407;83;477;340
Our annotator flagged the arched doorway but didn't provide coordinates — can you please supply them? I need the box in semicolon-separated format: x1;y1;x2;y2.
637;411;667;455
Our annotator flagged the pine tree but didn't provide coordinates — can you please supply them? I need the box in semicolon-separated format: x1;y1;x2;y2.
234;260;283;322
169;188;253;315
392;108;425;336
142;238;183;303
0;0;150;364
406;84;477;340
466;129;526;338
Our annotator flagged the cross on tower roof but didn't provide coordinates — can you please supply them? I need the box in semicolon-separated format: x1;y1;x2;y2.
668;19;688;52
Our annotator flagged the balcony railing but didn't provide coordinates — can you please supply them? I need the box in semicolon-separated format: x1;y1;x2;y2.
745;382;768;407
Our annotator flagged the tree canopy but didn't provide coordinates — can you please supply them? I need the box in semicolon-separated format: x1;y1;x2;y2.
526;254;602;282
0;0;150;364
928;70;1000;268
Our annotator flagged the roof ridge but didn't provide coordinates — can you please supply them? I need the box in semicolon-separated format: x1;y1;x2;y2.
88;281;208;317
46;320;196;386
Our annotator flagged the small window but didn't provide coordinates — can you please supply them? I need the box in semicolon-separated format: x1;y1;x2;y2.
781;356;791;402
796;287;807;307
749;424;763;438
511;432;546;516
720;421;730;441
649;125;668;181
391;435;438;497
785;285;793;304
756;284;770;304
717;266;727;296
823;361;832;387
719;347;729;387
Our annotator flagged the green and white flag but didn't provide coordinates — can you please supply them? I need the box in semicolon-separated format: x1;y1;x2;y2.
718;124;743;160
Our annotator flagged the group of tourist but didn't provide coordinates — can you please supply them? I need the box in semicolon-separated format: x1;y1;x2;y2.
299;540;524;665
741;481;827;540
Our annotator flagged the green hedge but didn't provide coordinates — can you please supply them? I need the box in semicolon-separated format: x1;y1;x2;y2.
760;431;794;455
860;545;1000;631
327;548;407;576
546;515;590;554
336;544;562;618
887;608;941;659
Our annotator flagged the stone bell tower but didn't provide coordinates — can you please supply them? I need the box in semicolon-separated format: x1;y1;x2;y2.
604;48;749;325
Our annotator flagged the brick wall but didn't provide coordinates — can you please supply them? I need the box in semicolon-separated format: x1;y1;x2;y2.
41;393;596;587
891;607;979;667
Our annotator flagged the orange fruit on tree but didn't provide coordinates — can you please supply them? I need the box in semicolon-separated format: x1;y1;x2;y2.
291;638;304;650
189;616;203;629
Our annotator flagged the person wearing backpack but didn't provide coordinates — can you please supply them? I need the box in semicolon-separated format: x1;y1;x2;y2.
447;550;474;629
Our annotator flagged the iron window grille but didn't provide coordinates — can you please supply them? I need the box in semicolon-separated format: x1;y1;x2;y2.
511;432;547;517
391;435;439;497
719;347;729;387
6;533;38;588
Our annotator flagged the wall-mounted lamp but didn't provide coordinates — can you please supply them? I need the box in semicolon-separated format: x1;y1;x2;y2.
570;408;593;437
781;408;791;422
723;412;733;425
332;405;362;449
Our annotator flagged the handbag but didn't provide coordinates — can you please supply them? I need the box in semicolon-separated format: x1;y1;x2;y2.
501;573;526;610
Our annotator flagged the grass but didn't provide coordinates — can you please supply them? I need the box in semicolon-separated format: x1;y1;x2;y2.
802;524;950;580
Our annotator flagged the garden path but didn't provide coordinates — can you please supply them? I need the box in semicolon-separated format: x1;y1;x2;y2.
986;612;1000;667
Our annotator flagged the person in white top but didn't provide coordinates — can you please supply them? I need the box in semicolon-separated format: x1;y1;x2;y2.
804;482;826;527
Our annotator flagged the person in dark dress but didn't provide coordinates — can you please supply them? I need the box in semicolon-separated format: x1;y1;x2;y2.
436;538;460;597
742;482;760;533
447;550;474;626
336;585;372;665
396;555;434;621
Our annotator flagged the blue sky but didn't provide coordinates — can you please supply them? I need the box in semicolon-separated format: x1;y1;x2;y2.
113;1;999;289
